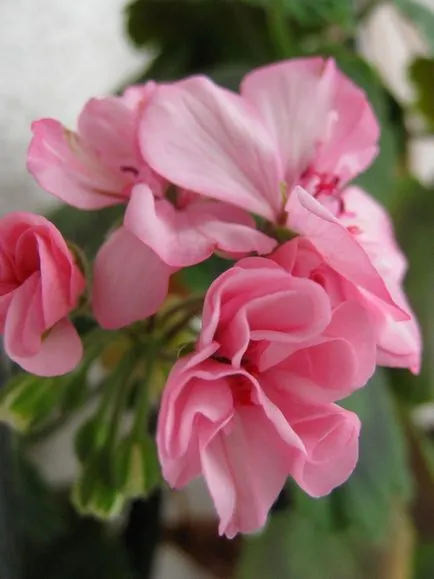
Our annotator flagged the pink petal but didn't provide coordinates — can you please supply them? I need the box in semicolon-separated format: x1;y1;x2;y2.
241;57;379;186
4;275;45;358
124;185;276;267
372;280;422;374
286;186;405;318
241;57;336;186
77;97;140;172
27;119;129;209
124;185;213;267
265;384;361;497
7;318;82;377
292;404;361;497
201;406;289;538
92;227;173;329
324;301;377;390
139;77;283;220
340;187;407;283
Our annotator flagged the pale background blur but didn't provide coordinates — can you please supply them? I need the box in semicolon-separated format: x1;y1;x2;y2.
1;1;434;577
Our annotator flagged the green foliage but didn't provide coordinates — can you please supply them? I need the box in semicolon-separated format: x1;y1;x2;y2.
392;178;434;403
338;370;413;539
242;0;355;30
410;57;434;130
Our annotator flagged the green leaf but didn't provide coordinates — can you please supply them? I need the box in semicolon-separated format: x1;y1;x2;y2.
391;178;434;403
241;0;355;30
114;436;161;497
338;370;412;540
125;0;272;76
72;462;124;520
396;0;434;54
177;255;233;292
0;374;65;432
237;509;367;579
15;452;67;545
410;57;434;129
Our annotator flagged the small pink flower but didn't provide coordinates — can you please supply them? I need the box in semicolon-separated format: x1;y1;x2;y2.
0;212;85;376
27;82;164;209
158;252;374;537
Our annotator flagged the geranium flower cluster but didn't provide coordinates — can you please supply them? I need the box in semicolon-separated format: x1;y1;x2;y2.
0;57;421;537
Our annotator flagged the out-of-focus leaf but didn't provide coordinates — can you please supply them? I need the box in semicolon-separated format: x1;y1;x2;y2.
15;453;67;545
396;0;434;54
114;436;161;497
0;374;65;433
392;178;434;403
23;511;129;579
241;0;355;30
125;0;272;76
72;461;124;520
48;204;123;259
177;255;233;293
338;370;413;540
410;58;434;130
237;509;367;579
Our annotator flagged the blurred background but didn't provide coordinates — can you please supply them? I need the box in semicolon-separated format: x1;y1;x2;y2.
2;0;434;577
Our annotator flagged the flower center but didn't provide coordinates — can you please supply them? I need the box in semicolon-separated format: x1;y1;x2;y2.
300;167;344;215
229;375;254;406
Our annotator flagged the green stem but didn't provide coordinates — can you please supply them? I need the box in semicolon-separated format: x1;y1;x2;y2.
158;295;203;327
132;343;158;441
267;0;291;58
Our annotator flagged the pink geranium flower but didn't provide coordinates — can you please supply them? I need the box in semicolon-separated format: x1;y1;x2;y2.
158;250;375;537
27;83;275;329
27;82;164;209
140;58;419;364
140;57;378;223
0;212;85;376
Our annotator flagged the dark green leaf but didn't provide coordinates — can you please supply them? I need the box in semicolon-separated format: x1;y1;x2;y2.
391;178;434;403
338;370;412;540
410;57;434;130
241;0;355;30
114;435;161;496
237;508;368;579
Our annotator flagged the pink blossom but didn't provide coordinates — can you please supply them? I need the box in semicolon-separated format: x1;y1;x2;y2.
158;252;374;537
0;212;85;375
138;57;416;330
140;57;379;223
27;82;164;209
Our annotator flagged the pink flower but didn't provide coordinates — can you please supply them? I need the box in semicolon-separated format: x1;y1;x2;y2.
27;82;276;328
27;82;164;209
0;212;85;376
140;57;379;223
157;252;374;537
139;57;416;331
